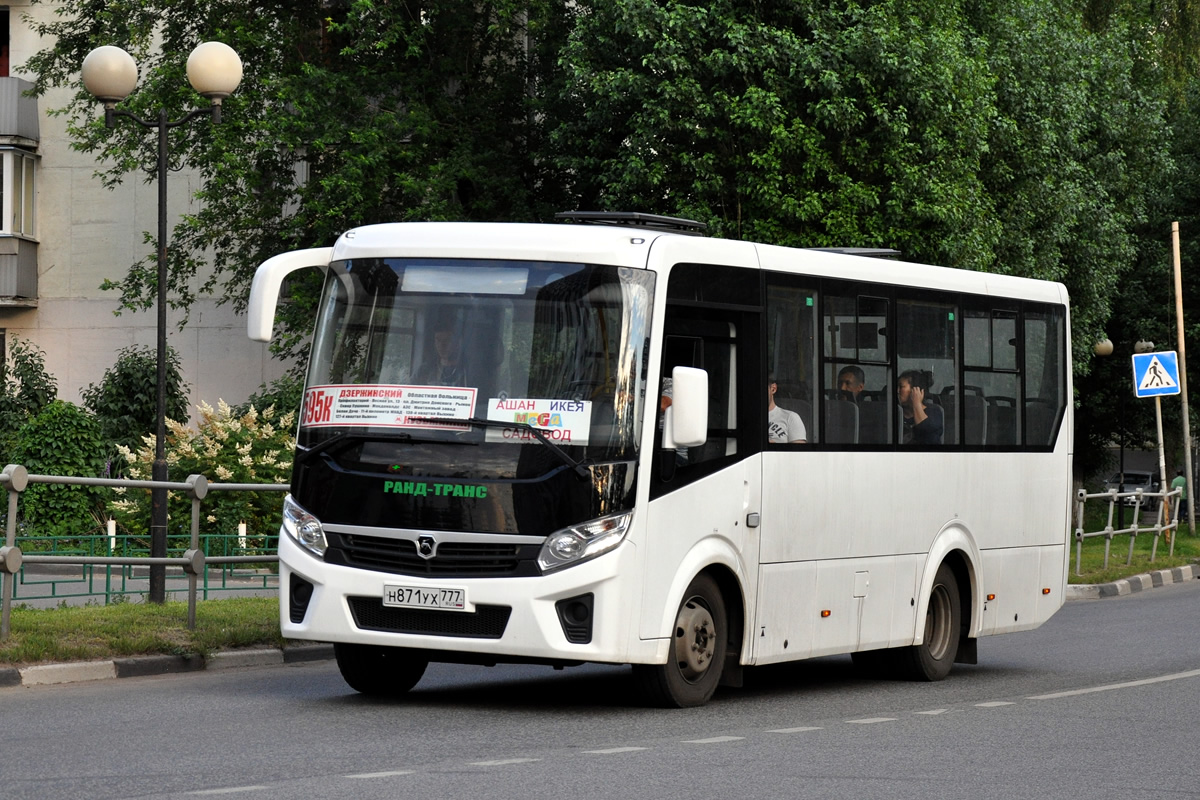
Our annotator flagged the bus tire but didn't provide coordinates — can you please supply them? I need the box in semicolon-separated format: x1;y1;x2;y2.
897;563;961;681
334;643;428;697
634;573;727;708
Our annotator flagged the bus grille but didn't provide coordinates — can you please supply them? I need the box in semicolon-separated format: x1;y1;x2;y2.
348;597;511;639
326;533;540;577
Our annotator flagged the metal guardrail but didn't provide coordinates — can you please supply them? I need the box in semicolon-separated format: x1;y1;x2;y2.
0;463;287;639
1073;485;1182;575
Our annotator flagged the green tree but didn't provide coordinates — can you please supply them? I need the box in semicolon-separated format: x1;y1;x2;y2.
23;0;573;361
553;0;999;269
967;2;1172;369
0;337;57;461
80;344;190;454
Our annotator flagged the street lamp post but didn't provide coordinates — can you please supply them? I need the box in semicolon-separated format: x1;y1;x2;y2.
82;43;242;603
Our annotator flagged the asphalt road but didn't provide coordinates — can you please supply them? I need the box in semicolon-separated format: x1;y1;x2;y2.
4;581;1200;800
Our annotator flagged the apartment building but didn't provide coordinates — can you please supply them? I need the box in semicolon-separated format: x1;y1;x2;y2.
0;3;288;415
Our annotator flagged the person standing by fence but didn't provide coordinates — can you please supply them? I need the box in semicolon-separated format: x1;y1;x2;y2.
1172;469;1188;521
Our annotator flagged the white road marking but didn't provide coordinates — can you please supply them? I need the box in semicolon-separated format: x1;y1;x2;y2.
846;717;896;724
345;770;416;779
975;701;1015;707
767;726;823;733
1028;668;1200;700
915;709;948;715
683;736;745;744
188;788;269;796
583;747;649;754
470;758;540;767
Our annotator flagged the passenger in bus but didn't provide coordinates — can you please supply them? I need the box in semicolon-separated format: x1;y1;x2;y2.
416;321;465;386
768;374;807;443
898;369;943;445
837;365;866;402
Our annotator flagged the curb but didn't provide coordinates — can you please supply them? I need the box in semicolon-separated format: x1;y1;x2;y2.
4;566;1199;689
1065;563;1200;601
0;643;333;689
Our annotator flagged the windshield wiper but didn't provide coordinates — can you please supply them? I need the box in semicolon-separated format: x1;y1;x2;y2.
409;416;590;479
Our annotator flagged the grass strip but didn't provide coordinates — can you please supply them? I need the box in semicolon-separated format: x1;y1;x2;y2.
1069;505;1200;583
0;597;285;666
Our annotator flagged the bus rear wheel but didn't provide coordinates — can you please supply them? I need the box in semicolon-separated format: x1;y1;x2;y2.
896;563;961;681
334;643;428;697
634;573;727;708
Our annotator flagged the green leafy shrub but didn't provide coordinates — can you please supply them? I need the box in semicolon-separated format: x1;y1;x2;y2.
110;400;295;556
11;400;110;539
80;344;190;454
0;337;57;460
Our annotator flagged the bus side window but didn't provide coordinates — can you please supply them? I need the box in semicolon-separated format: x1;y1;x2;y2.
1023;306;1065;447
896;298;958;446
823;292;889;446
766;277;817;445
963;305;1019;447
654;320;738;489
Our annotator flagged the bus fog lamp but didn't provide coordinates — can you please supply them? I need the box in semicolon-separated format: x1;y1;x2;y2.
282;494;327;557
538;512;632;573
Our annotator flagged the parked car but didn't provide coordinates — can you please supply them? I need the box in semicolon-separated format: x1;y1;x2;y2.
1102;471;1162;510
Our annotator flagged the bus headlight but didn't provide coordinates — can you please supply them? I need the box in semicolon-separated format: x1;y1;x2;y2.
538;512;632;573
282;494;327;557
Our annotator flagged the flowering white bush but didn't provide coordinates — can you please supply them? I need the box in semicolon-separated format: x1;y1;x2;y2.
110;400;295;553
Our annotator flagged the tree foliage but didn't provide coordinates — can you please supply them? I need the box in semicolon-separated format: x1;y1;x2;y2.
24;0;573;360
80;344;190;455
11;400;110;537
554;0;1173;370
0;337;57;460
20;0;1200;475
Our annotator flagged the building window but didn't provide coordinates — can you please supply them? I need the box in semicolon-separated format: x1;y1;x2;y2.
0;148;36;237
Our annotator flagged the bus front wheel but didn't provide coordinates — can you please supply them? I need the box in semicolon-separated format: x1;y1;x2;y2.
634;573;727;708
897;563;961;681
334;643;428;697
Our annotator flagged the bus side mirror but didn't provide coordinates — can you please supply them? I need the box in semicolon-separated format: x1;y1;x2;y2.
663;366;708;449
247;247;334;341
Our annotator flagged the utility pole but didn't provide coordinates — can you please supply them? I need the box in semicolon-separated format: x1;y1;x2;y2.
1172;222;1194;535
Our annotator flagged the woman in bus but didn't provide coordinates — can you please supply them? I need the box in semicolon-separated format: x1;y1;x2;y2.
897;369;943;445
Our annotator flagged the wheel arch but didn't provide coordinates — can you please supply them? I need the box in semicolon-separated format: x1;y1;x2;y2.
699;562;746;669
651;540;749;675
915;523;981;659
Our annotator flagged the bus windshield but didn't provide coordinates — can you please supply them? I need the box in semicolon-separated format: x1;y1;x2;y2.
302;258;655;473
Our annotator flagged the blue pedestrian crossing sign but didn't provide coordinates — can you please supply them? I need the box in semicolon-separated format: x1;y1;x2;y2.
1132;351;1181;398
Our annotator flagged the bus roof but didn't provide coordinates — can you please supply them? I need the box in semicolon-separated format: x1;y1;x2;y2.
331;221;1068;306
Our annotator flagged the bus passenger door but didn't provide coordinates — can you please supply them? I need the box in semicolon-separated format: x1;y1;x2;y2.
640;287;762;651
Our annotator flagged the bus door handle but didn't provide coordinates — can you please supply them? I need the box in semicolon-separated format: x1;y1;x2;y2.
746;513;760;528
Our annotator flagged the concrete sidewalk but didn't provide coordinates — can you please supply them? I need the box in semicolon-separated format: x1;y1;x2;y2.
0;644;334;689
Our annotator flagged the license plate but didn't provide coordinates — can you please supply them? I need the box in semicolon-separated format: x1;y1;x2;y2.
382;584;467;612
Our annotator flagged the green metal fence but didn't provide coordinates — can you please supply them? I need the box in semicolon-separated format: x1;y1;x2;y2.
0;464;287;638
4;530;277;604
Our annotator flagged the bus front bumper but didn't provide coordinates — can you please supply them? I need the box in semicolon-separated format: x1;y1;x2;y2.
277;530;655;665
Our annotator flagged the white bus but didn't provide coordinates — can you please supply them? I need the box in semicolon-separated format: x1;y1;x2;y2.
247;212;1072;707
